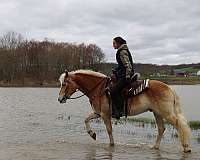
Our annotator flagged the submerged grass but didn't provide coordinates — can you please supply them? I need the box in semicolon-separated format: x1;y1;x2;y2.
123;117;155;124
197;136;200;143
119;117;200;130
92;116;200;130
188;121;200;130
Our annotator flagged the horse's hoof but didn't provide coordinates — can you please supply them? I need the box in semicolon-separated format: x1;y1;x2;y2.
110;143;114;147
88;130;96;140
184;148;192;153
150;145;159;150
91;132;96;140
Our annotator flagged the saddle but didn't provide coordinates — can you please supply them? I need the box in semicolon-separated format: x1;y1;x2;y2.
123;78;150;97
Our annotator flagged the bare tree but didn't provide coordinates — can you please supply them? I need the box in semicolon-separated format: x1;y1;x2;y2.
0;31;105;85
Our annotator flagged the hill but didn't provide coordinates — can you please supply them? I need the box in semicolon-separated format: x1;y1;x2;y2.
98;63;200;77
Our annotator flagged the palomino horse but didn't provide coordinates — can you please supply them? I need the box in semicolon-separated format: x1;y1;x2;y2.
58;70;191;153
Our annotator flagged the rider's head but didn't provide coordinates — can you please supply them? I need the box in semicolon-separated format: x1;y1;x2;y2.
113;36;127;49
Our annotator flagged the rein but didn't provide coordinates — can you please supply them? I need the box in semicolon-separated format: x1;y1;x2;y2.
66;77;108;100
66;92;86;99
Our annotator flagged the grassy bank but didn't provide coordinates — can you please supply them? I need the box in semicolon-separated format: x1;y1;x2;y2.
1;76;200;87
119;117;200;130
0;80;60;87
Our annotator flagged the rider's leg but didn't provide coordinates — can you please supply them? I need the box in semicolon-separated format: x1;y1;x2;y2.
110;78;127;119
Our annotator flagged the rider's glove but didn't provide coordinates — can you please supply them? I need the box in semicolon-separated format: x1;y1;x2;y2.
126;75;131;82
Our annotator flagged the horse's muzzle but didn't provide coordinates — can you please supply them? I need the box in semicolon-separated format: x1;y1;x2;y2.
58;95;67;103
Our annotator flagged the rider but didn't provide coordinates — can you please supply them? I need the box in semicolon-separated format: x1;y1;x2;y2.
111;36;134;119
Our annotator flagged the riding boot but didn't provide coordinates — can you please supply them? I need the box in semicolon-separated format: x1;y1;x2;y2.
112;105;120;120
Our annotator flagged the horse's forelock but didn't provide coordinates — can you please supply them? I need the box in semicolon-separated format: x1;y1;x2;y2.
59;73;66;84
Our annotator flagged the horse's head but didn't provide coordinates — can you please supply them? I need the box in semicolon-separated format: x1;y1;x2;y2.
58;70;78;103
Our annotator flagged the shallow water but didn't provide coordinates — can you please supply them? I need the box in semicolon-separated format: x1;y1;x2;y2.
0;87;199;160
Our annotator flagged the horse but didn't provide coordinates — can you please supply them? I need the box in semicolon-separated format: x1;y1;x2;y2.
58;69;191;153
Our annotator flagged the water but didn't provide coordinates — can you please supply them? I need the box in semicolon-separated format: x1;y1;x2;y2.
0;86;199;160
173;85;200;121
138;85;200;120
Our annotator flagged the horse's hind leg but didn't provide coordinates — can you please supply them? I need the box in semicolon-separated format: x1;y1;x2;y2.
176;114;191;153
152;112;165;150
85;112;100;140
165;114;191;153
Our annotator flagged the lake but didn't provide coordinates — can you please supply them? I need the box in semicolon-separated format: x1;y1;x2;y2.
0;86;199;159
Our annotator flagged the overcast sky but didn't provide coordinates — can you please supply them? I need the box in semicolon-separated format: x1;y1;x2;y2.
0;0;200;65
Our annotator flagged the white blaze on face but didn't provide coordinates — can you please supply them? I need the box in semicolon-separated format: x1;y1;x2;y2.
58;73;67;102
59;73;66;86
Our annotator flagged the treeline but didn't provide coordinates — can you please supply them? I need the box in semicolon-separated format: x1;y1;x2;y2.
135;63;200;76
0;31;199;86
172;63;200;70
100;62;200;77
0;32;105;85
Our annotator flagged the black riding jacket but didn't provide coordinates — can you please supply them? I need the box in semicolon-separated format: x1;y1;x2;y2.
115;44;134;79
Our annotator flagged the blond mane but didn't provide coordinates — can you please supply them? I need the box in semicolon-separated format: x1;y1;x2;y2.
59;70;106;84
72;70;107;78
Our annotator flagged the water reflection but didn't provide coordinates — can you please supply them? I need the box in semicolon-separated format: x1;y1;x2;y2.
0;87;199;160
151;150;193;160
84;145;114;160
79;144;197;160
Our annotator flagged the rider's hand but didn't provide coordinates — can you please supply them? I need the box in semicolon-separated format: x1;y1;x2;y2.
112;69;117;74
126;75;131;83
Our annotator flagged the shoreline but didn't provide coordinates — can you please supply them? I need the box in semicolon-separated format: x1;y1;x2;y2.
0;80;199;87
121;117;200;130
0;81;60;88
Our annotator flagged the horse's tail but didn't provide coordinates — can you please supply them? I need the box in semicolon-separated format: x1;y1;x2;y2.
172;88;182;115
171;87;191;143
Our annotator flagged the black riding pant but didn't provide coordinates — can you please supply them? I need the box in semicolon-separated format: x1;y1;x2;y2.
110;78;128;114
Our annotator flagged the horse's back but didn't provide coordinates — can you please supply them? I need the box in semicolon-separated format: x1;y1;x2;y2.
127;79;176;116
149;79;170;90
146;80;175;101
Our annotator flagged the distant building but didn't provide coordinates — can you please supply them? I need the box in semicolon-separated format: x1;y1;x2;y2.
191;72;197;76
197;70;200;76
174;70;188;77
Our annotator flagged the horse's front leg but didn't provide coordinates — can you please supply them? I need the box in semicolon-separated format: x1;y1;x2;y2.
85;112;100;140
102;115;114;146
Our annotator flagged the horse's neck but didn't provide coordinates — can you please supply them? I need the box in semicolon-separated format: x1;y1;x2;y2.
74;74;104;95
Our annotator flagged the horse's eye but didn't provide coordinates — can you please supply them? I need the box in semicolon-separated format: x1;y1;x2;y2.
62;83;66;87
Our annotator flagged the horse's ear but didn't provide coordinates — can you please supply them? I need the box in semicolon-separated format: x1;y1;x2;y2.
65;69;68;77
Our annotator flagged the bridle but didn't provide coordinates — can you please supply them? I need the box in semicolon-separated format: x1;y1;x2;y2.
62;76;110;100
